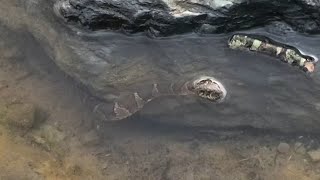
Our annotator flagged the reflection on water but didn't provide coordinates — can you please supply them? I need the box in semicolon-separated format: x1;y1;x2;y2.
0;1;320;179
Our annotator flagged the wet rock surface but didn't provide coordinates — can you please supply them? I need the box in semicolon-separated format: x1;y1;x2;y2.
56;0;320;36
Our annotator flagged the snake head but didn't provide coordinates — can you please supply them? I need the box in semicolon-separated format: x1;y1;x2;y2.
188;76;227;102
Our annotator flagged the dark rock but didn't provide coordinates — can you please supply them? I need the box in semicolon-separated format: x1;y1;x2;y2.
55;0;320;36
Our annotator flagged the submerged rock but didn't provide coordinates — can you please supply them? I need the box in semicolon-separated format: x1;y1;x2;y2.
55;0;320;36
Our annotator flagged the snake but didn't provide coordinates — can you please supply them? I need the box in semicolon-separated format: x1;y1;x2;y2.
228;33;317;73
93;76;227;121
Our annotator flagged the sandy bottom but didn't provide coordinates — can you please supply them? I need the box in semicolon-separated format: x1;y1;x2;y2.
0;25;319;180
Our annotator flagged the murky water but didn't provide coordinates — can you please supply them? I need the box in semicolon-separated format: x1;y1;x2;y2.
72;27;320;133
0;0;320;179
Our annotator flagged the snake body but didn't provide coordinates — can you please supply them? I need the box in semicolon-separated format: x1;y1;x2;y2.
94;76;227;121
228;34;317;73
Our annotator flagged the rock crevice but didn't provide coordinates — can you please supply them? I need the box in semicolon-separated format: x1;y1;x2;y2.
55;0;320;36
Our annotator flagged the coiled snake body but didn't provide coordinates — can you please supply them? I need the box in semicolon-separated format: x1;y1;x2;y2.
94;76;227;121
228;34;317;73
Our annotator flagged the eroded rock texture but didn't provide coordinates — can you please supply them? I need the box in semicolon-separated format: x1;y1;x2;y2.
56;0;320;36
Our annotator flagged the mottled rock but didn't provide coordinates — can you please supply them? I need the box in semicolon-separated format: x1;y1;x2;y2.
277;142;290;154
307;149;320;162
55;0;320;36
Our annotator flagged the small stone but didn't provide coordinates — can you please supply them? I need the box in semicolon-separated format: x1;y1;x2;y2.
307;149;320;162
277;142;290;154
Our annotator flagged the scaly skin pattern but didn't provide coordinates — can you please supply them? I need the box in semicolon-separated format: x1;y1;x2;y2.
94;76;227;121
228;34;317;73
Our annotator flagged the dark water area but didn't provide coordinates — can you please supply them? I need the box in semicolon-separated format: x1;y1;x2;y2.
70;27;320;133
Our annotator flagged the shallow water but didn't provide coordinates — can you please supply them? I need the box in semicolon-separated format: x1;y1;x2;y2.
69;26;320;132
1;1;320;179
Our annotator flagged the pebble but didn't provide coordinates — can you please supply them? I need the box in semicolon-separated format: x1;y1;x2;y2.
307;149;320;162
277;142;290;154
